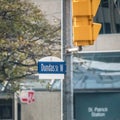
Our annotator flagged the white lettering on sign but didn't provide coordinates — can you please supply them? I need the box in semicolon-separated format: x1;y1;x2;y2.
41;64;55;72
88;107;108;117
60;64;63;72
41;64;63;72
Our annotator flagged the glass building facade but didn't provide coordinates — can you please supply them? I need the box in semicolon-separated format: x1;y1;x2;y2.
73;51;120;90
95;0;120;34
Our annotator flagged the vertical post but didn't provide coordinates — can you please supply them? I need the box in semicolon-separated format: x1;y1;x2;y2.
14;92;18;120
62;0;74;120
61;79;63;120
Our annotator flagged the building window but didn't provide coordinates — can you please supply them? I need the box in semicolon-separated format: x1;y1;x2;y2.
101;0;109;8
99;23;104;34
116;24;120;33
104;23;111;33
0;99;13;119
114;0;120;8
99;23;111;34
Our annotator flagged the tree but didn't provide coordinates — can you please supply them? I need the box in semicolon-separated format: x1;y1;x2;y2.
0;0;61;90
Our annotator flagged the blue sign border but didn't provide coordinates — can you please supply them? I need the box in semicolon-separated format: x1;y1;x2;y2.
38;61;66;74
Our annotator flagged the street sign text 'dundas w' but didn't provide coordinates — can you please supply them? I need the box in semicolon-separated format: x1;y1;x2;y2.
38;62;66;74
38;56;66;79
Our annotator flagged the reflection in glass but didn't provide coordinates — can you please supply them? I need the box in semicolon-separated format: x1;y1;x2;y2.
73;52;120;89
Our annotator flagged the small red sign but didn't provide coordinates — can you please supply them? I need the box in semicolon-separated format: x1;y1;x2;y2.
20;90;35;104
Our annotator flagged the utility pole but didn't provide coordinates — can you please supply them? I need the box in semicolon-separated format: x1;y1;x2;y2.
62;0;74;120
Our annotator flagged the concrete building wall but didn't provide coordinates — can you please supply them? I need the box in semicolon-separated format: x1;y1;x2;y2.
27;0;61;25
21;91;61;120
83;34;120;51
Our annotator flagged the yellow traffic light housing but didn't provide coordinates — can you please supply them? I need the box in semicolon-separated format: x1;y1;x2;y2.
72;0;101;46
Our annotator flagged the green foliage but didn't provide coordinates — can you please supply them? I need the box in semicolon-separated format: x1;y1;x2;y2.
0;0;61;84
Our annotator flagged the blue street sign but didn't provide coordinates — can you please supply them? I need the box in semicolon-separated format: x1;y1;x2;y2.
38;61;66;74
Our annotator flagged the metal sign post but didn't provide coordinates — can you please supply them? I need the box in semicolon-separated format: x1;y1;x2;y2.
62;0;74;120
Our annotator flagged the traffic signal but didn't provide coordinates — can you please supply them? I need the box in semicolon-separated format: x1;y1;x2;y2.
72;0;101;46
